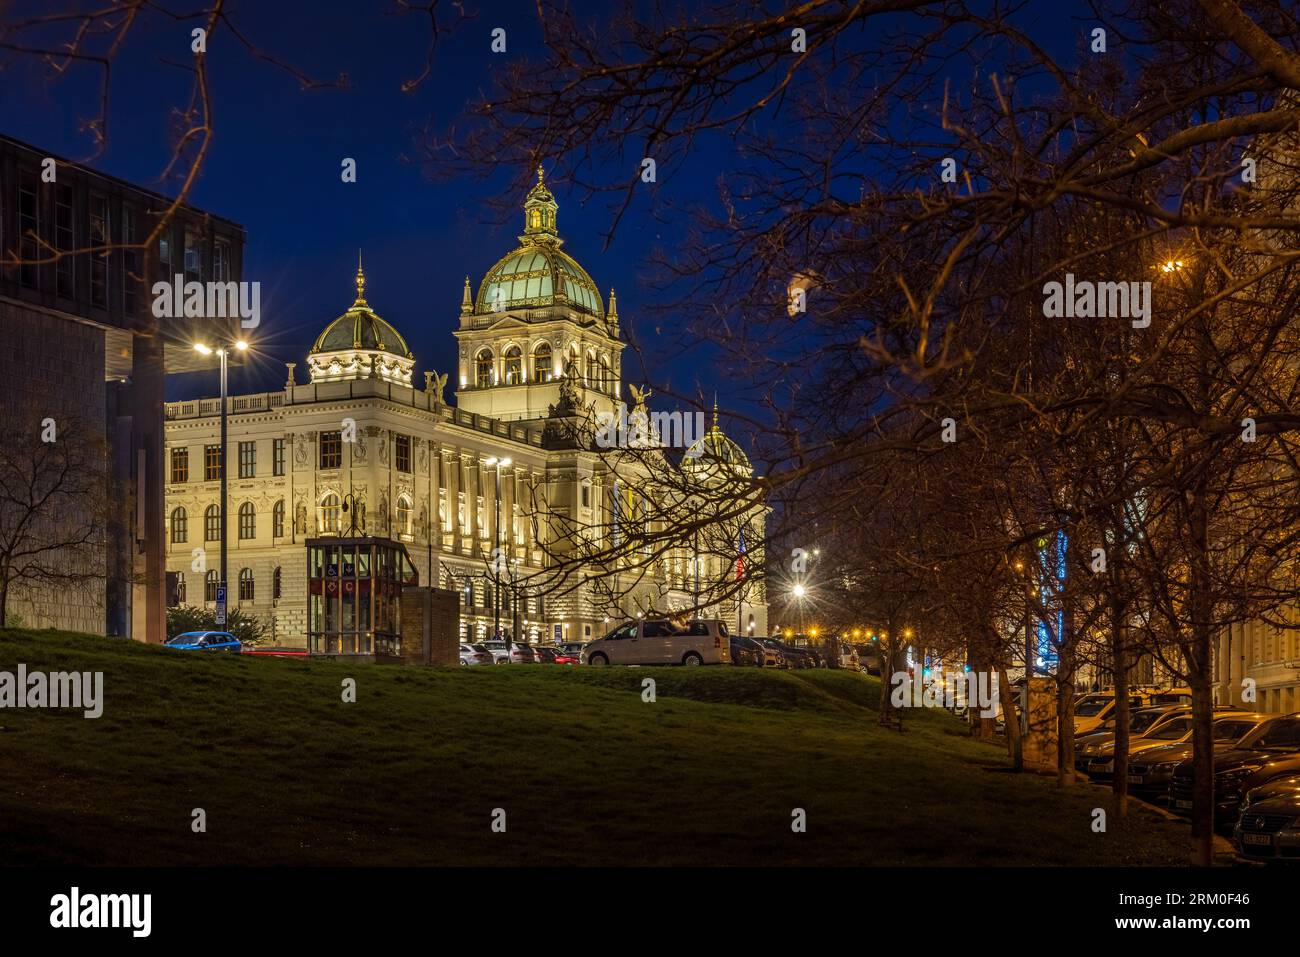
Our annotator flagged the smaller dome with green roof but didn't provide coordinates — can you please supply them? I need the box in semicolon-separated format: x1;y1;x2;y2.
683;401;752;480
308;257;416;386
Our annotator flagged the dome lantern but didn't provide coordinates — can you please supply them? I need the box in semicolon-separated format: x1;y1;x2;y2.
308;254;416;387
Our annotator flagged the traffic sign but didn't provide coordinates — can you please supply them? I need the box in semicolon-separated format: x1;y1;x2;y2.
215;586;227;626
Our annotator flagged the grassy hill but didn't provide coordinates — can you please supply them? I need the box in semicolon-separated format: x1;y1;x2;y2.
0;628;1192;866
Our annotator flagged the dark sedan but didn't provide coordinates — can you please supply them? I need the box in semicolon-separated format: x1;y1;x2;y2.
1234;775;1300;863
729;634;764;666
1170;713;1300;829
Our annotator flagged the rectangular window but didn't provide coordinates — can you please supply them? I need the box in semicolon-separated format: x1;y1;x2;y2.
213;239;231;281
238;441;256;479
89;194;109;307
122;206;140;316
55;185;74;298
204;444;222;481
18;174;39;289
159;232;172;279
273;438;285;476
395;434;411;473
184;230;201;280
319;431;342;470
170;447;189;484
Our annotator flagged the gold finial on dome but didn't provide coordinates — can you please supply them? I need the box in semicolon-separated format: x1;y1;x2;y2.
354;249;368;305
537;164;545;185
712;393;719;427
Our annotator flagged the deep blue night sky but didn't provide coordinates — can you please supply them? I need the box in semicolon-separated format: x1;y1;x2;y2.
0;0;700;402
0;0;1083;409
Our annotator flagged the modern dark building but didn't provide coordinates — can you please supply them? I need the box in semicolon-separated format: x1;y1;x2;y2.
0;133;246;641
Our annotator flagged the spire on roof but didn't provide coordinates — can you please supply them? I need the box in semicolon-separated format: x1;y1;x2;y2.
354;249;368;306
461;275;473;315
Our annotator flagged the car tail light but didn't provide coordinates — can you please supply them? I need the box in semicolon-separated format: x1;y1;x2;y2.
714;636;721;647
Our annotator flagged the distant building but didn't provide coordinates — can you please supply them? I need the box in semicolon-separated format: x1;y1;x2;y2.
0;133;245;639
163;171;766;651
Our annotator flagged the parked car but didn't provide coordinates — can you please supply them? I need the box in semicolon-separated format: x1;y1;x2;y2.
1170;713;1300;828
1074;692;1142;735
558;641;587;658
1074;705;1185;770
758;638;800;668
1087;711;1261;781
165;631;241;653
548;646;581;665
752;637;785;668
839;644;860;670
533;646;559;664
477;641;536;664
729;634;764;666
459;643;493;666
584;618;731;666
1128;714;1270;799
773;641;818;669
1234;774;1300;863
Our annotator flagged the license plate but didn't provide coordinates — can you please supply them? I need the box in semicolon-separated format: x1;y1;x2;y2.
1243;834;1272;846
1175;799;1192;809
1128;775;1144;784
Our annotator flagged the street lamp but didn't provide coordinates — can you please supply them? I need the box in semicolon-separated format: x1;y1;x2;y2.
484;456;512;648
194;338;248;620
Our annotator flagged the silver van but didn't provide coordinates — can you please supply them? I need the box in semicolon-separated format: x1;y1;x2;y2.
584;618;732;666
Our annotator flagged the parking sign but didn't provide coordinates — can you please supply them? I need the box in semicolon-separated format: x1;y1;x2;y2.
215;585;227;626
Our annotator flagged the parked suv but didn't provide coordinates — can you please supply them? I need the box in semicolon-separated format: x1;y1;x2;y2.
584;619;732;666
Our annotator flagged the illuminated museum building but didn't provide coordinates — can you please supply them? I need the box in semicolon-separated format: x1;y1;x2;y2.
162;171;767;648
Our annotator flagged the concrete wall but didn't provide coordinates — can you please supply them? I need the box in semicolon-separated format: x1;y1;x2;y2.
0;304;107;633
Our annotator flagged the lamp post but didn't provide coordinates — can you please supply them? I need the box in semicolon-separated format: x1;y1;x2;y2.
194;339;248;617
485;455;512;648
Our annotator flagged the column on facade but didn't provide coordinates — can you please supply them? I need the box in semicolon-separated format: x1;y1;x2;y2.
448;449;462;553
503;464;516;559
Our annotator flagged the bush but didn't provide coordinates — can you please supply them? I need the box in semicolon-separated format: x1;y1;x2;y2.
167;605;269;646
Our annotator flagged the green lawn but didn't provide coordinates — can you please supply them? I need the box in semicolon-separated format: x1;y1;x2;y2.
0;628;1192;866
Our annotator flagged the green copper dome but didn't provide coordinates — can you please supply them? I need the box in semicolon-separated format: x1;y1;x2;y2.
474;167;604;319
684;404;751;475
311;262;413;359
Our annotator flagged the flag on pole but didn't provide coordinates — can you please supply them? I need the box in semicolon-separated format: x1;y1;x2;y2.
735;527;746;581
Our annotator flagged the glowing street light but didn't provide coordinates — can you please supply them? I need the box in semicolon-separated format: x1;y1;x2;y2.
192;337;252;619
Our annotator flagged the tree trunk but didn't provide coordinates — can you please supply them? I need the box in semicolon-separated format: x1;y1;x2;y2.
1056;668;1076;787
1110;583;1131;818
1189;479;1215;867
998;663;1023;770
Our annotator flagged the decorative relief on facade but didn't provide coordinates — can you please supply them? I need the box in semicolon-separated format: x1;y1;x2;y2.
294;433;309;469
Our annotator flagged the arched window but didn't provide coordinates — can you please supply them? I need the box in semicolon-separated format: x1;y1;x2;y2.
204;570;219;602
170;507;188;543
239;567;255;602
204;505;220;541
176;574;187;604
273;566;282;601
533;342;552;383
273;499;285;538
475;348;494;388
397;494;412;536
503;346;522;385
320;493;341;533
585;350;597;387
599;356;611;393
238;502;256;540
